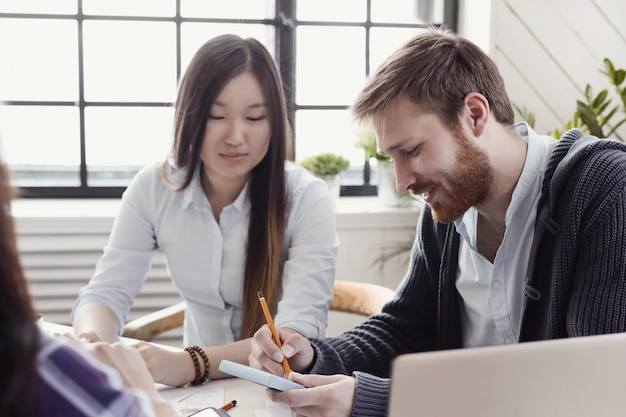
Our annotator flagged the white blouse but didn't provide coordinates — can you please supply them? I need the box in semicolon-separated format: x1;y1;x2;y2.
71;160;339;347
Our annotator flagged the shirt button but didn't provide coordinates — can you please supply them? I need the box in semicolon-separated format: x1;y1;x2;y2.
493;281;502;290
503;338;513;344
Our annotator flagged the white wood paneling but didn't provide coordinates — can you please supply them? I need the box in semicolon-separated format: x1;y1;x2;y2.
488;0;626;139
595;0;626;41
15;213;184;346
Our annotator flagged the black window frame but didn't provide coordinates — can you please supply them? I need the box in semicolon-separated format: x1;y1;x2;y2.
3;0;458;198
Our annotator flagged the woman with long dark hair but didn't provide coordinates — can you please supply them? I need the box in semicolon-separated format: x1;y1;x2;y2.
71;34;338;387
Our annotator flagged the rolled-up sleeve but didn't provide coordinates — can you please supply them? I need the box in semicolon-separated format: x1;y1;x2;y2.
70;164;159;333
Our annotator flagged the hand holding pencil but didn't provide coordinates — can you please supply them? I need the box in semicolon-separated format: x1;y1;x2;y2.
257;291;292;375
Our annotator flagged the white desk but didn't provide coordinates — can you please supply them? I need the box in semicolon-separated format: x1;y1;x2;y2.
159;377;290;417
40;321;293;417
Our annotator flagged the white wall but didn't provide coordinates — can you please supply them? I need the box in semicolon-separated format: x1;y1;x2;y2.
457;0;493;53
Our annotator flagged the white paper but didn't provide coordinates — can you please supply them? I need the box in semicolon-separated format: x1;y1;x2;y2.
158;380;227;417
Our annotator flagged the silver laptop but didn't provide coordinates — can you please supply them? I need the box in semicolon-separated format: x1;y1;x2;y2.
389;333;626;417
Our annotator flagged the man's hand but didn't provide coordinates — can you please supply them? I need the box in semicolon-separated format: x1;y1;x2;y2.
249;325;315;376
267;373;356;417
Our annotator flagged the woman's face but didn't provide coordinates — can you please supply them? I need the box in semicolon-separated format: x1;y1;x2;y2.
200;71;271;188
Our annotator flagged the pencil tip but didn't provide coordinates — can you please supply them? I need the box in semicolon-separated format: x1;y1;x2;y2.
232;400;237;405
257;291;264;299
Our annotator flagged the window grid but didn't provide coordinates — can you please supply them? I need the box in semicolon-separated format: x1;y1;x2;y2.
1;0;457;198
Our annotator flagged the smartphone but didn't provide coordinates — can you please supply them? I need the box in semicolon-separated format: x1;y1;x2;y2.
219;359;305;391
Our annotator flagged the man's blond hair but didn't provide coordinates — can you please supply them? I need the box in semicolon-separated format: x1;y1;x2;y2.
352;26;514;128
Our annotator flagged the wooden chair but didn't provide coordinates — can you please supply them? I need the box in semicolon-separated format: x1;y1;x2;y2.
123;280;395;341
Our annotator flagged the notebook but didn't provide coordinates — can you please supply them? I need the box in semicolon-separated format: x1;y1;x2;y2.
388;332;626;417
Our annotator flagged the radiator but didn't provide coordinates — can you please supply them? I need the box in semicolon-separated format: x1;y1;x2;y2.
15;216;184;347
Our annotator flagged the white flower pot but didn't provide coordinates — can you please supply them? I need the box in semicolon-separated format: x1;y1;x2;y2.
377;160;417;207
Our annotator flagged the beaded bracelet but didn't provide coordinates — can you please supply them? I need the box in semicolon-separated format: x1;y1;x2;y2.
184;346;201;385
184;345;210;385
193;346;210;384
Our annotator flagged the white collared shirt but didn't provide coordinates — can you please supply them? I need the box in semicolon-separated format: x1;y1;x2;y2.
454;123;557;347
72;161;339;347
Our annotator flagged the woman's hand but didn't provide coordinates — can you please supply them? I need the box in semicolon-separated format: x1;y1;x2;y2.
74;330;102;344
249;325;315;376
82;341;178;417
133;341;197;387
267;372;356;417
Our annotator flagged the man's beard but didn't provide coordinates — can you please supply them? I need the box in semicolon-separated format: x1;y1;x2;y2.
423;127;493;223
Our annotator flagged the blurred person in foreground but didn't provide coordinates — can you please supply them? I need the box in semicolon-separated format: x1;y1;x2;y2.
0;158;176;416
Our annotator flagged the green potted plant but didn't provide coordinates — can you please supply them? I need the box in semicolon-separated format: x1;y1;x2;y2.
355;129;391;162
355;130;421;270
556;58;626;140
514;57;626;141
300;152;350;206
355;129;417;207
300;152;350;177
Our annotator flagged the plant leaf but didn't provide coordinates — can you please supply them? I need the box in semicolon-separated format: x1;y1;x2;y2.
604;58;615;77
597;99;612;116
585;84;593;102
613;69;626;87
592;89;609;109
599;106;619;127
577;101;604;137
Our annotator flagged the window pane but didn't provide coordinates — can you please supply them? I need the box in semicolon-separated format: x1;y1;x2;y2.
181;23;274;75
181;0;274;19
0;19;78;101
369;27;429;75
371;0;444;24
83;0;175;17
83;21;177;102
295;109;362;165
0;0;76;14
297;0;365;22
84;106;173;170
296;26;365;105
1;105;81;187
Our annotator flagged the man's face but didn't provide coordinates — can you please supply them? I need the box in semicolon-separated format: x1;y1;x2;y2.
375;96;493;223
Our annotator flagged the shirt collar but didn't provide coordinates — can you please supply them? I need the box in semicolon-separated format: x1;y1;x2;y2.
505;122;550;223
182;165;250;215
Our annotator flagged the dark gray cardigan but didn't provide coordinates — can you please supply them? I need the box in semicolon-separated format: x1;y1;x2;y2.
309;129;626;417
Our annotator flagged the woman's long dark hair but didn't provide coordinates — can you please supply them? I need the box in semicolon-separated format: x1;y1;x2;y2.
0;162;40;416
162;34;290;338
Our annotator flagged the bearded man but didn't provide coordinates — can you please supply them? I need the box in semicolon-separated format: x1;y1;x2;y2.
249;26;626;417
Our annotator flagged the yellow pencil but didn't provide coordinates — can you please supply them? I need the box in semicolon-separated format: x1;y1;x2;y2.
220;400;237;411
257;291;291;374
